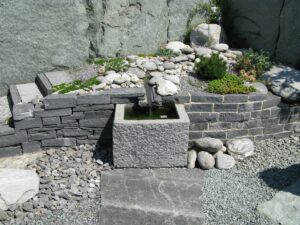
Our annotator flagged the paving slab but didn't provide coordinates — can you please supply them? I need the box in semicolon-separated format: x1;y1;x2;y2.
16;83;43;103
0;96;12;125
44;71;73;86
99;169;205;224
258;178;300;225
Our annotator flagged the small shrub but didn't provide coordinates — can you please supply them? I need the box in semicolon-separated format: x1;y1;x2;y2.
234;49;272;81
194;53;227;80
53;76;100;94
155;48;179;58
92;58;129;72
207;74;256;94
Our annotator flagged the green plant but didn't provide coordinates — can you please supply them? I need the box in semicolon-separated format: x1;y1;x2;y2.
155;48;179;58
234;49;272;81
53;76;100;94
194;53;227;80
207;74;256;94
91;58;129;72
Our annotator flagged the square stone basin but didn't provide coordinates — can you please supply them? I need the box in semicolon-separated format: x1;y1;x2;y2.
113;104;190;168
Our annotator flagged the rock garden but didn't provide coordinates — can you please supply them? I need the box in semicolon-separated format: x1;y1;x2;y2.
0;0;299;225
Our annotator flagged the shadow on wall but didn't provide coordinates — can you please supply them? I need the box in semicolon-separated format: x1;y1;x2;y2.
259;163;300;196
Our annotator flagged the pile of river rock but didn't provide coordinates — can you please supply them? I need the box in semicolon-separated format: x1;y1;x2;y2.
85;23;243;96
188;137;255;170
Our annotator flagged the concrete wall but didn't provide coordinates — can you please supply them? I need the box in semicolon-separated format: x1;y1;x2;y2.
223;0;300;69
0;0;207;95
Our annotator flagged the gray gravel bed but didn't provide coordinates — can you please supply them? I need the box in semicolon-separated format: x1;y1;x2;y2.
180;75;208;93
201;136;300;225
4;137;300;225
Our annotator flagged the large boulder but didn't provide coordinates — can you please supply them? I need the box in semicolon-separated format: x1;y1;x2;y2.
262;66;300;102
190;23;227;47
227;138;255;161
0;0;90;96
0;169;39;210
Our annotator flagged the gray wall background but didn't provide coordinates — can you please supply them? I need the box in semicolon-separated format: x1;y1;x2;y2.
0;0;299;96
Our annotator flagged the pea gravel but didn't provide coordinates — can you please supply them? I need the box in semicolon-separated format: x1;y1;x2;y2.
4;137;300;225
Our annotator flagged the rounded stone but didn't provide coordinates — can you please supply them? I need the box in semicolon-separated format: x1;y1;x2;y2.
156;80;178;96
142;61;157;71
194;137;224;153
187;149;197;169
163;61;176;70
215;154;236;169
212;43;229;52
227;138;255;161
164;75;180;85
197;151;215;170
166;41;187;53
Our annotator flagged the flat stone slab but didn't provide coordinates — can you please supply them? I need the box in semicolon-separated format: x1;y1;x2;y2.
262;66;300;102
0;96;11;125
16;83;43;103
99;169;205;224
258;178;300;225
44;71;73;86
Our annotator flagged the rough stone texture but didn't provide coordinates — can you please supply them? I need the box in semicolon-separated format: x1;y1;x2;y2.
113;104;190;168
197;151;215;170
262;66;300;102
16;83;43;103
258;178;300;225
194;137;225;153
44;71;73;86
224;0;300;68
0;131;27;148
0;169;39;210
227;138;255;161
215;153;236;169
99;169;205;224
0;96;11;125
0;0;90;95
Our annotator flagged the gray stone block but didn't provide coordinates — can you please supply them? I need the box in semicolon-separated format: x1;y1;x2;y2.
43;94;77;109
203;131;227;139
223;94;249;103
42;117;61;126
84;110;113;119
214;103;238;112
34;108;72;118
61;112;84;123
253;102;263;110
0;131;27;148
22;141;41;153
73;104;114;112
232;120;262;129
227;129;249;139
248;93;267;101
186;104;213;112
79;118;111;128
188;113;219;123
261;118;280;128
77;94;110;105
59;128;91;137
76;139;98;145
100;169;204;225
0;125;15;136
16;83;43;103
251;110;271;119
238;103;254;112
113;104;190;168
107;88;146;98
36;73;53;96
262;95;281;109
219;113;250;122
9;85;22;105
189;123;208;131
111;97;139;104
209;122;232;130
270;107;283;118
189;131;203;140
13;103;34;121
249;128;264;136
264;125;285;135
29;130;56;141
190;92;223;103
0;145;22;158
14;118;42;131
42;138;76;147
175;92;190;104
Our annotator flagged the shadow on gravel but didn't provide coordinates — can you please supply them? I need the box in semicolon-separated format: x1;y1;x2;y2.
259;163;300;196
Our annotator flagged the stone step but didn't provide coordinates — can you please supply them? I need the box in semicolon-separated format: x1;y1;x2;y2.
9;83;43;105
36;71;73;96
99;169;205;224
